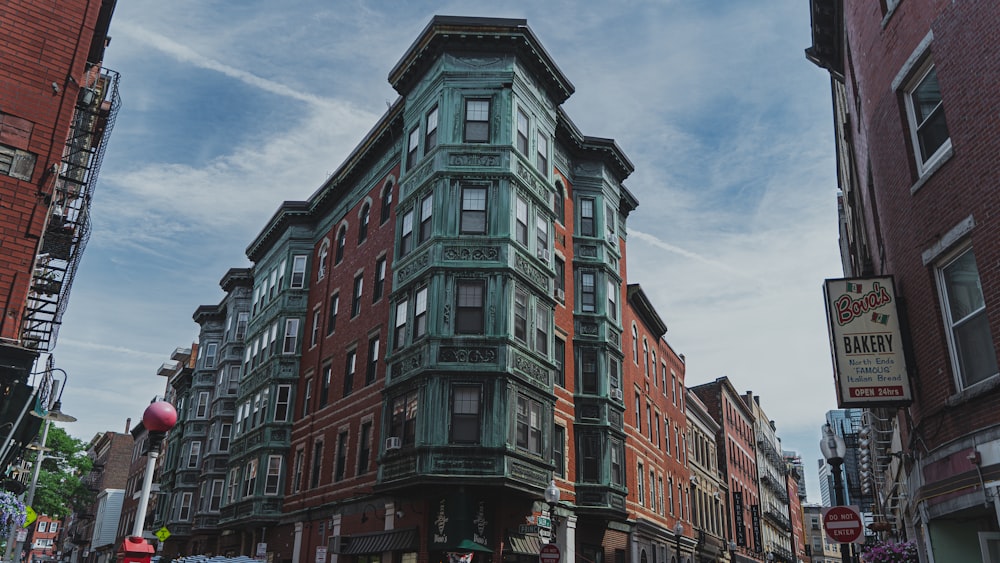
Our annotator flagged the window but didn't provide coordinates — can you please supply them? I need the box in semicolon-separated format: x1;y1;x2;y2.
351;274;363;317
938;247;998;387
310;441;323;489
554;338;566;387
244;459;258;497
407;126;419;169
311;309;321;348
516;109;529;154
357;421;372;474
536;214;548;257
554;183;565;225
290;255;307;288
318;244;328;280
394;298;408;349
464;99;490;143
535;303;549;354
358;204;370;243
606;203;615;240
366;335;380;385
555;257;565;297
391;390;418;446
228;467;239;503
283;318;299;354
516;395;542;454
579;434;600;482
580;349;598;395
451;385;481;443
419;194;433;243
400;208;414;256
514;289;528;342
277;259;286;292
607;280;617;320
335;227;346;264
634;393;642;431
327;293;339;335
320;364;332;408
292;449;304;493
188;441;201;468
373;257;387;302
461;186;487;234
425;106;438;150
195;392;209;418
235;312;248;341
343;350;356;397
515;196;529;245
456;281;485;334
905;61;950;172
0;144;36;181
632;325;639;363
265;455;282;495
536;131;548;172
335;431;348;482
179;492;193;521
580;198;595;236
210;479;224;511
302;377;312;417
204;343;217;369
381;181;393;224
414;287;428;339
219;423;232;451
275;385;291;422
549;424;565;479
581;271;596;312
637;462;645;506
269;268;279;299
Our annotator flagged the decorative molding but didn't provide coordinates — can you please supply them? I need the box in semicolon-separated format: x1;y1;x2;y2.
449;152;501;167
396;252;429;283
439;347;498;364
513;253;549;290
513;352;549;386
443;245;500;261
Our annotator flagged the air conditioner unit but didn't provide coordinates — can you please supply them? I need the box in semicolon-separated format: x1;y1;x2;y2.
537;249;550;262
611;388;623;401
385;437;401;450
554;288;566;301
606;232;617;244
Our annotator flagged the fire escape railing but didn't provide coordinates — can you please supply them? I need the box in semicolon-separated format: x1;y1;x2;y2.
21;67;120;351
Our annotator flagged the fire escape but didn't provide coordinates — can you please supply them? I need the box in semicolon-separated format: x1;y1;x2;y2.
21;66;120;351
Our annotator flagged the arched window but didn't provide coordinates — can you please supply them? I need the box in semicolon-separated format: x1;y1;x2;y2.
335;226;347;264
358;203;370;243
554;181;566;225
317;243;329;281
380;181;394;224
632;325;639;363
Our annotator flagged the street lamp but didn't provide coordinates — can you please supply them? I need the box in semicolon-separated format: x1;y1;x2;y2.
820;423;850;563
673;522;684;563
543;480;561;545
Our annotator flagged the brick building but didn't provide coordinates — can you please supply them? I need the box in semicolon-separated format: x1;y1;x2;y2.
0;0;121;461
66;430;133;563
808;0;1000;560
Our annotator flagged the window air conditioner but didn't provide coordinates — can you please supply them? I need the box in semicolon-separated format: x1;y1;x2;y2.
554;288;566;302
537;249;550;262
611;388;623;401
385;437;401;451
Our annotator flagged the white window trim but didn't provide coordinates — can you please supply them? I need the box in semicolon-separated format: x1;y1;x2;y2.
902;59;951;177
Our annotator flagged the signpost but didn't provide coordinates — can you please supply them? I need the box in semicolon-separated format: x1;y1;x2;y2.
823;505;864;544
539;543;561;563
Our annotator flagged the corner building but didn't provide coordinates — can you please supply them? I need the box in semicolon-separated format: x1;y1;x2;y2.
808;0;1000;561
193;16;695;563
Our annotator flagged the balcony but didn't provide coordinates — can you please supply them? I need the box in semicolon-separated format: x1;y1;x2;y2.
763;506;791;532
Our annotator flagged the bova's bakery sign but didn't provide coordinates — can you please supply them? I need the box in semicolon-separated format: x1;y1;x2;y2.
823;276;912;407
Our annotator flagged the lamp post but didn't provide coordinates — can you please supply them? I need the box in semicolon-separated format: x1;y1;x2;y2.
673;522;684;563
820;423;850;563
543;480;560;545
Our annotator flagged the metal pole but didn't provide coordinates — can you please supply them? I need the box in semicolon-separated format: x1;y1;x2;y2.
131;445;160;538
8;420;51;563
0;387;39;464
831;459;850;563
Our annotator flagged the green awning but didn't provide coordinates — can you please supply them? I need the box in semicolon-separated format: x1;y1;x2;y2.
452;539;492;553
340;528;418;555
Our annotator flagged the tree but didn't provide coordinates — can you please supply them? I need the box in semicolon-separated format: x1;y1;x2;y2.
28;425;93;519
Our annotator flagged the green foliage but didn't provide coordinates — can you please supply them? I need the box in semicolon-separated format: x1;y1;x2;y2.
27;425;93;518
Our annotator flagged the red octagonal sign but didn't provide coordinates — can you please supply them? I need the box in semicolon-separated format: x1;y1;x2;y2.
539;543;561;563
823;505;864;544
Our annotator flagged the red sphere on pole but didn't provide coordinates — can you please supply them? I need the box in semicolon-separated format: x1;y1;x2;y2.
142;401;177;432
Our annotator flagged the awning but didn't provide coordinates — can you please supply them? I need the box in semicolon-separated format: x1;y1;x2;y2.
504;533;541;555
452;539;492;553
340;528;419;555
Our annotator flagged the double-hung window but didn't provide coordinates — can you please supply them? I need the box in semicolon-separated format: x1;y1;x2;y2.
282;318;299;354
516;109;529;154
290;255;307;289
515;197;529;245
456;280;485;334
400;209;414;255
327;293;339;335
394;299;408;349
536;214;549;259
244;459;258;497
419;194;433;243
514;289;528;342
581;271;596;313
264;455;282;495
320;364;331;408
373;257;387;302
317;244;328;280
516;395;542;454
391;390;418;446
381;182;393;224
343;350;356;397
535;303;549;354
358;204;369;243
536;131;548;172
414;287;428;339
461;186;487;234
351;274;363;317
451;385;481;443
938;247;998;388
335;227;346;264
904;61;950;173
465;99;490;143
407;127;420;169
425;106;438;150
579;198;595;236
366;335;380;385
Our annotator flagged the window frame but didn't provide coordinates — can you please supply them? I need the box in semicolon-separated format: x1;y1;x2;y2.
450;384;482;444
425;106;439;151
936;245;999;389
460;185;488;235
290;255;308;289
464;98;491;143
516;394;543;455
903;59;951;175
455;280;486;334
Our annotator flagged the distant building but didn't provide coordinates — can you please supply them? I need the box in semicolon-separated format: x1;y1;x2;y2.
26;515;60;563
808;0;1000;559
801;504;845;563
67;431;133;563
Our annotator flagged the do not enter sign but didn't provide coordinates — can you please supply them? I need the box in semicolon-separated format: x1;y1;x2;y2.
539;543;561;563
823;505;864;544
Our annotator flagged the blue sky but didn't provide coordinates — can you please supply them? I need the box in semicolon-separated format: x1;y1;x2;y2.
49;1;842;502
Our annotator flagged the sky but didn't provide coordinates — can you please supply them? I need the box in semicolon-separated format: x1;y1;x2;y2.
47;0;844;503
